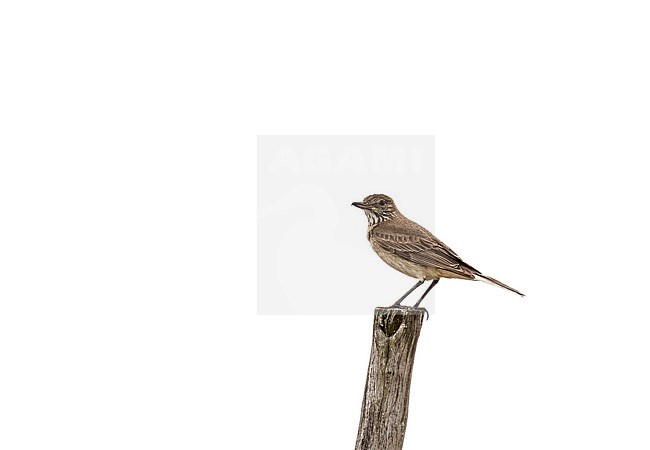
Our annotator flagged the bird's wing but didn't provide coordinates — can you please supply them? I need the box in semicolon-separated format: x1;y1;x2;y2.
372;226;478;278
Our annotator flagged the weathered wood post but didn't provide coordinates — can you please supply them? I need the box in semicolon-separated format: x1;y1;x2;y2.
355;306;426;450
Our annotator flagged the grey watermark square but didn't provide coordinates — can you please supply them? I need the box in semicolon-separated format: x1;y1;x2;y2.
258;136;435;314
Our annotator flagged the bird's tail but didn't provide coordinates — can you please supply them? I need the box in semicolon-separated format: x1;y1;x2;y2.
474;274;525;297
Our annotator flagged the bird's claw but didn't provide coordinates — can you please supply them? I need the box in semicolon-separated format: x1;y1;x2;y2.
416;307;429;320
392;305;429;320
389;302;429;320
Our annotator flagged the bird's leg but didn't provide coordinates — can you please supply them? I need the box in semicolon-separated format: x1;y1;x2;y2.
392;280;424;306
413;279;439;308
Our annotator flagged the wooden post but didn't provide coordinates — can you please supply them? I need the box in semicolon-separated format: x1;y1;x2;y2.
355;306;426;450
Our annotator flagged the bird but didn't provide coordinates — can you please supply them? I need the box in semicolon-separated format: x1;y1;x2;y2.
352;194;524;308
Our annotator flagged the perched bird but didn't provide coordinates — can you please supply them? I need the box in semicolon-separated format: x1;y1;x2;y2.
352;194;524;307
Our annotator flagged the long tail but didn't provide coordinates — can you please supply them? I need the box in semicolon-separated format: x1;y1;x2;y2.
474;274;525;297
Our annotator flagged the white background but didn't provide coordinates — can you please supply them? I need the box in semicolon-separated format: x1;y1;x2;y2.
258;135;435;314
1;2;649;450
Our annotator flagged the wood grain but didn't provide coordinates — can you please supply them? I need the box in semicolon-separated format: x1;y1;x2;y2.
355;307;426;450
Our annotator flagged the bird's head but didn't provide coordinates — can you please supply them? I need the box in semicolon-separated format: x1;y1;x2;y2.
352;194;400;224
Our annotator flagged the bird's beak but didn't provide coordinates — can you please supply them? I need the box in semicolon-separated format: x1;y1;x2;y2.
351;201;369;209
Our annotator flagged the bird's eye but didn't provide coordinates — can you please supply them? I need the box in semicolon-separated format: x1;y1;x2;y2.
379;200;386;206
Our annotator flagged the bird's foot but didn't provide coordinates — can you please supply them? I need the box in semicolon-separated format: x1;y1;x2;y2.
389;305;429;320
389;300;429;320
414;306;429;320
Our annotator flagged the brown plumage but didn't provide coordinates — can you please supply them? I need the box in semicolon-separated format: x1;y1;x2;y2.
352;194;524;307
